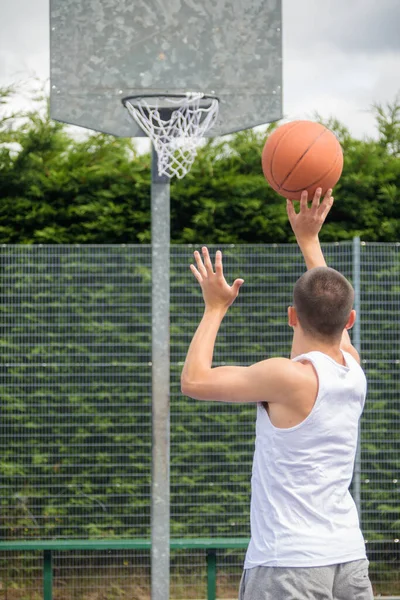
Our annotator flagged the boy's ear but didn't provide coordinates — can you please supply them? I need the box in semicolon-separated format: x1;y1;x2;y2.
345;309;356;331
288;306;298;327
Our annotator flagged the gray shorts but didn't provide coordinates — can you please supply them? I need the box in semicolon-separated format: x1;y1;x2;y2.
239;559;373;600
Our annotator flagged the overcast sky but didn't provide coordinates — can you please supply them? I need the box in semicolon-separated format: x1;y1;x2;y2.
0;0;399;142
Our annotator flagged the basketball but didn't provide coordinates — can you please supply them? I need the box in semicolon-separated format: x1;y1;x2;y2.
261;121;343;200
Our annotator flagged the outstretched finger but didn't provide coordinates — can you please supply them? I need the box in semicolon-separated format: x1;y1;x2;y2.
194;250;207;278
286;199;297;221
320;194;334;220
299;190;308;213
202;246;214;275
190;263;203;284
215;250;224;277
318;189;333;213
320;188;333;206
232;278;245;296
311;187;322;210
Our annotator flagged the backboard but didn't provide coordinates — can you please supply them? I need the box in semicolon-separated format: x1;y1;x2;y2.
50;0;282;138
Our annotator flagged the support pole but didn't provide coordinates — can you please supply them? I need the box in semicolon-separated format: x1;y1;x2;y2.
352;236;362;520
206;549;217;600
151;146;170;600
43;550;53;600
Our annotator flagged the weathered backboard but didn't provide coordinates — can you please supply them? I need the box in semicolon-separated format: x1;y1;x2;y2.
50;0;282;137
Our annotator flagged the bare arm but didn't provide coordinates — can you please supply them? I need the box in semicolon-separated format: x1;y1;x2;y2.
181;247;304;403
287;189;360;363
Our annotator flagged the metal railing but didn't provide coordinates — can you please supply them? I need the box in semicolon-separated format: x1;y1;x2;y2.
0;538;249;600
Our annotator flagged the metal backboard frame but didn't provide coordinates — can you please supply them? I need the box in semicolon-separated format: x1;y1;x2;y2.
50;0;282;137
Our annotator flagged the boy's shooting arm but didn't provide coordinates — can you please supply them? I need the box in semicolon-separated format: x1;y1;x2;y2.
287;189;359;360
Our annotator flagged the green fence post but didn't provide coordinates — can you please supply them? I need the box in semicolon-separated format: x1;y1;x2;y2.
206;549;217;600
43;550;53;600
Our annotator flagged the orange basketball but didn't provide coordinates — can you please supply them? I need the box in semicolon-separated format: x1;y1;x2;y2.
261;121;343;200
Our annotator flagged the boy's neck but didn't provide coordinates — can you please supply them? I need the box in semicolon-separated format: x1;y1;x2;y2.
290;333;345;366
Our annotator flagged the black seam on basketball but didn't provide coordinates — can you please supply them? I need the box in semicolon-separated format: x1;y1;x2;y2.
281;146;341;193
273;127;329;190
281;146;342;193
269;122;304;189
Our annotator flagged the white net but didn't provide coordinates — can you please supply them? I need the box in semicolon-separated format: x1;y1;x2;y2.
123;93;219;179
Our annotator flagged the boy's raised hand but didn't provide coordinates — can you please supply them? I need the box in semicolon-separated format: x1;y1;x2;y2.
286;188;334;241
190;246;244;311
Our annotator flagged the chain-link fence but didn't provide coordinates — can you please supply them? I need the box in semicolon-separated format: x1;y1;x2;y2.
0;242;398;598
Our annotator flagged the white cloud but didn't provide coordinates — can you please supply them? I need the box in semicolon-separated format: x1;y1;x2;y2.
0;0;399;141
282;0;400;139
0;0;49;82
283;0;400;55
283;48;400;138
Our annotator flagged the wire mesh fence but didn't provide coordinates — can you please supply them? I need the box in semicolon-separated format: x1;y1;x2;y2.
359;242;400;595
0;242;399;598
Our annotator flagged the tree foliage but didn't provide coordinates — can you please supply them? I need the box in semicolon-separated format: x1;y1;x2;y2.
0;86;399;244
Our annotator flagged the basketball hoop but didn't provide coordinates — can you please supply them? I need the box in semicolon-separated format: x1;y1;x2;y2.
122;93;219;179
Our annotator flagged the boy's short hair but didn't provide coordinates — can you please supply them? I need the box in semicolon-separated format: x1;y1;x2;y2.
293;267;354;340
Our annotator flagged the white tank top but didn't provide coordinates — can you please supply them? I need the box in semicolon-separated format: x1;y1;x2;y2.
244;350;367;568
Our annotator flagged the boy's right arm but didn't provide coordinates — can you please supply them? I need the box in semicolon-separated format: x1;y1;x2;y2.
287;188;360;363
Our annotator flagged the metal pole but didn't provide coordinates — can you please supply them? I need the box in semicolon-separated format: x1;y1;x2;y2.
43;550;53;600
151;146;170;600
352;236;362;520
206;550;217;600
